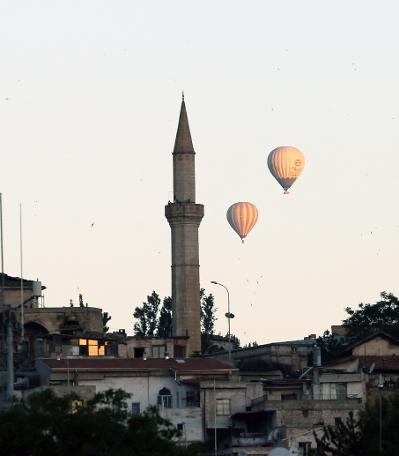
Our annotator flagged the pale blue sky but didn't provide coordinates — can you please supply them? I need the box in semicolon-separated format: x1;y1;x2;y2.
1;1;398;343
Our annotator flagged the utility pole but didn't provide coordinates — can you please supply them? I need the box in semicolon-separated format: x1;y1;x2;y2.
6;317;14;400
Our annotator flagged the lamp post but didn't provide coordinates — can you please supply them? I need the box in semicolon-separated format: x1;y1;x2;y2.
210;281;234;360
378;381;384;453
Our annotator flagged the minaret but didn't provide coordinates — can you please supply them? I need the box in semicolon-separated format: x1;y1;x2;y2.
165;96;204;356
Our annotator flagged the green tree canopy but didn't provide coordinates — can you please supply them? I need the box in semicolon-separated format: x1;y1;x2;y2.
157;296;173;337
200;288;217;336
134;289;218;343
342;292;399;340
314;393;399;455
0;388;206;456
103;311;112;333
133;291;161;336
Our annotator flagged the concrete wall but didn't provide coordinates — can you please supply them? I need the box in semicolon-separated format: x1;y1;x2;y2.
76;373;203;443
78;374;198;411
214;342;314;372
160;407;203;442
125;337;175;358
2;289;36;308
201;381;247;429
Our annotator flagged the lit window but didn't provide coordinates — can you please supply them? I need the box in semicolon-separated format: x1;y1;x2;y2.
98;345;105;356
79;339;87;346
88;339;98;346
216;399;230;416
88;345;99;356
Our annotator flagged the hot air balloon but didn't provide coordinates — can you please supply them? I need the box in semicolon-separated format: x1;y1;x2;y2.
226;202;258;242
267;146;305;193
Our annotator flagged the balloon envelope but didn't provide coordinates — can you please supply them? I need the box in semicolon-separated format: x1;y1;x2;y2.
226;202;258;241
267;146;305;193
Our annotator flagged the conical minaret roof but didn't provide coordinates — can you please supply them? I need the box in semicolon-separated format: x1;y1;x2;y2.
173;96;195;154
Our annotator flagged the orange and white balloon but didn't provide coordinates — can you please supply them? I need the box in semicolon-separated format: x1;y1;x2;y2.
226;202;258;242
267;146;305;193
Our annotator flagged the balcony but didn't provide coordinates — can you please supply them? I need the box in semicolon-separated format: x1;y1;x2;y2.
232;433;271;447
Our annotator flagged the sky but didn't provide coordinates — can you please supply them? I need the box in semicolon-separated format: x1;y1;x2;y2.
0;1;399;345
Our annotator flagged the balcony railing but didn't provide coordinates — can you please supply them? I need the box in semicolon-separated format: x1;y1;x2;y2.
232;433;271;447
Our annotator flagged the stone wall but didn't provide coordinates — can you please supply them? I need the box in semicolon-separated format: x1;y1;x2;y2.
24;307;103;333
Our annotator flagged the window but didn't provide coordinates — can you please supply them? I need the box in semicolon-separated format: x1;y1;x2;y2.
185;390;200;407
177;423;184;432
216;399;230;416
335;417;342;426
132;402;140;415
157;388;172;409
79;338;105;357
282;393;297;401
174;345;186;358
152;345;166;359
336;383;347;400
134;347;145;359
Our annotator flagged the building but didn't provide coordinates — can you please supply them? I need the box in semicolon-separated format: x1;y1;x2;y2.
36;357;237;445
165;96;204;356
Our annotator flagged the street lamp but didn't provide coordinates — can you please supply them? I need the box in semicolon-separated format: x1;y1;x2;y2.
210;281;234;360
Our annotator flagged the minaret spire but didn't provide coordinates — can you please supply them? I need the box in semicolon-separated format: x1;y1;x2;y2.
165;98;204;356
173;97;195;156
172;98;196;203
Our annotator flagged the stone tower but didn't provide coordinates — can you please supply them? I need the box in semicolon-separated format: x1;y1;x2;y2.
165;97;204;356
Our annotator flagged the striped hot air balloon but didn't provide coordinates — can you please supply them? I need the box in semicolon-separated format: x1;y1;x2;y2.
267;146;305;193
226;202;258;242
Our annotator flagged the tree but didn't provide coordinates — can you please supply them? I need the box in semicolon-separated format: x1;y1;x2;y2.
200;288;217;336
103;311;112;333
134;289;218;341
0;388;207;456
314;394;399;455
133;291;161;336
157;296;173;337
229;333;241;349
316;330;345;363
314;411;365;456
342;292;399;340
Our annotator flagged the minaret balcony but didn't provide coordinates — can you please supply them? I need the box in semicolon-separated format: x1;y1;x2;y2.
165;202;204;224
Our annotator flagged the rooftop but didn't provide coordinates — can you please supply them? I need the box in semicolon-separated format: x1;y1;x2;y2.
40;357;235;372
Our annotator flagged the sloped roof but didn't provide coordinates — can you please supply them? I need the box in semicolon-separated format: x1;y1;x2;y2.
346;331;399;353
41;357;235;372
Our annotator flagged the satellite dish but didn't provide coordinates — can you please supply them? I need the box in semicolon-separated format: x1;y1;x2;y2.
269;448;289;456
289;447;300;456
